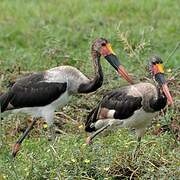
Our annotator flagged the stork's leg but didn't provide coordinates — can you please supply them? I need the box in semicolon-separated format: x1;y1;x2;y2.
86;124;110;144
47;124;57;141
43;112;57;141
132;128;146;159
132;136;141;159
12;117;37;157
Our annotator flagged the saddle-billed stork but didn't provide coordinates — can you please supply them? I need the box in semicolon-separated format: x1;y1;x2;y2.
85;56;173;155
0;38;133;157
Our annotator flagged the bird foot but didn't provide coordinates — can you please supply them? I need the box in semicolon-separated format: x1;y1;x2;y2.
55;128;67;135
132;148;140;160
47;134;56;141
12;143;21;157
132;152;137;160
86;137;93;145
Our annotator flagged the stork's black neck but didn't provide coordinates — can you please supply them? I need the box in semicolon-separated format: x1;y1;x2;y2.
78;53;103;93
150;87;167;111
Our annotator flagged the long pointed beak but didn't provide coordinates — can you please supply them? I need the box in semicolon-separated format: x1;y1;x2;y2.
162;83;173;105
118;65;133;84
155;73;173;105
105;54;133;84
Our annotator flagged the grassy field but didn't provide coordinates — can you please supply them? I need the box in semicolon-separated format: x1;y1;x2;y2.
0;0;180;179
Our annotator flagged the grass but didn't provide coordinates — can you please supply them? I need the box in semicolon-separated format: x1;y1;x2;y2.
0;0;180;179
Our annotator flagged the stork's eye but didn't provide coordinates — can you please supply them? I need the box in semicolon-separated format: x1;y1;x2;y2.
101;43;106;46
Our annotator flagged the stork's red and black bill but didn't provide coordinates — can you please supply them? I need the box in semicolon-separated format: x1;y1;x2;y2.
155;73;173;105
100;43;133;84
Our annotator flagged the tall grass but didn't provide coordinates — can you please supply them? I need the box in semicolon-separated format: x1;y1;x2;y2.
0;0;179;179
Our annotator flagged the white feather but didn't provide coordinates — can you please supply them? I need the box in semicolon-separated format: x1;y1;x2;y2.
94;108;157;136
121;108;156;129
44;66;90;94
12;91;70;126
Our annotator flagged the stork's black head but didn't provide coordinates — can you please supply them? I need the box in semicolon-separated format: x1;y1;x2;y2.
150;56;163;65
149;56;173;105
91;38;133;84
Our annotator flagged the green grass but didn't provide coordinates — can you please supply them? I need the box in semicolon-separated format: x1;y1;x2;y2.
0;0;180;179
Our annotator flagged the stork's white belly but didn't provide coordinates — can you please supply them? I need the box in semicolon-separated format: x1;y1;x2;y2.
122;108;157;129
12;91;71;125
95;108;157;131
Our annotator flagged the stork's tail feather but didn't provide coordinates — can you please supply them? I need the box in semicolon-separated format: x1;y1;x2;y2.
85;103;101;132
0;91;13;113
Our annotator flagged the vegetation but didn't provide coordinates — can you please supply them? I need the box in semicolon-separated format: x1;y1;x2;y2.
0;0;179;179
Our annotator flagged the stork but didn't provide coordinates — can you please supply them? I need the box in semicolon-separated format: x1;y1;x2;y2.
85;56;173;156
0;38;133;157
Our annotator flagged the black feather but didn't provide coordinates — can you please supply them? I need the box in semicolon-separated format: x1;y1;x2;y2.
10;82;67;108
85;103;101;132
1;72;67;110
150;89;167;111
0;91;13;112
85;88;143;132
101;89;142;119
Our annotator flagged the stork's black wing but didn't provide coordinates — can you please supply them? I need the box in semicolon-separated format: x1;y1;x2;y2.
7;72;67;109
85;87;143;132
100;88;143;119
